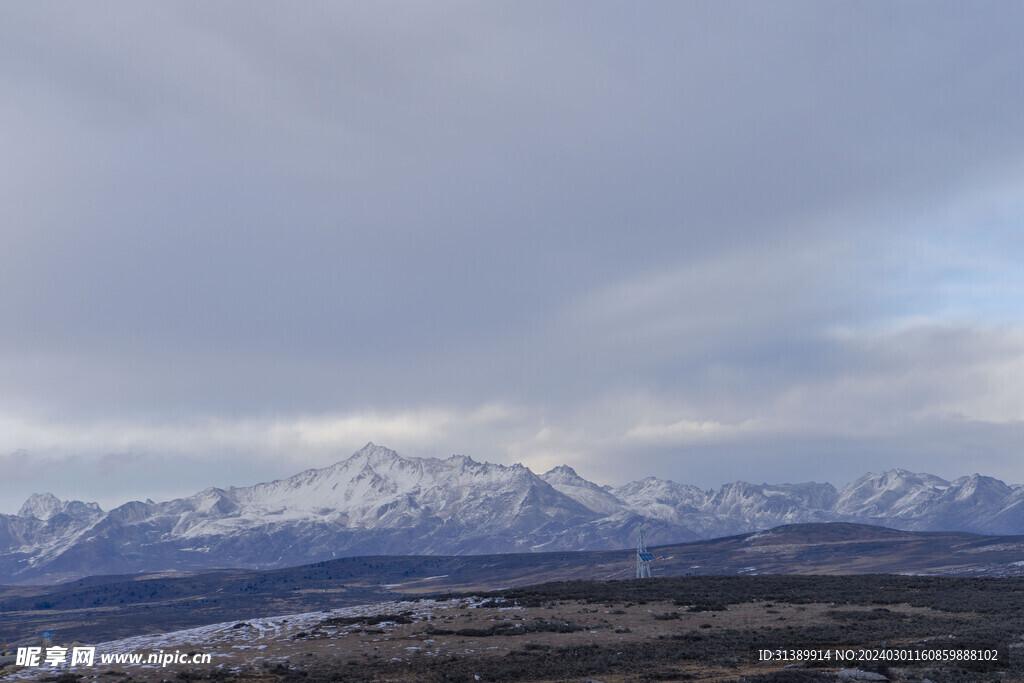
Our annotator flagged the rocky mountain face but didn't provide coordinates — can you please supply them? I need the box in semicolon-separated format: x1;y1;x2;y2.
4;444;1024;583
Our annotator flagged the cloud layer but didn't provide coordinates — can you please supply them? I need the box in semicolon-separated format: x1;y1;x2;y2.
2;2;1024;511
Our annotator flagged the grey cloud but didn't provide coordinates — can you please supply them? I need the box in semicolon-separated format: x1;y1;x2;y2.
2;2;1024;509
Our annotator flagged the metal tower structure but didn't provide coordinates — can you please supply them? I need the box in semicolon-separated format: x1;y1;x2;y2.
636;525;653;579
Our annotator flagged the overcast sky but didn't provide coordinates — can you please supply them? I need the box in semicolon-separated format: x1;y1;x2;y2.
3;1;1024;513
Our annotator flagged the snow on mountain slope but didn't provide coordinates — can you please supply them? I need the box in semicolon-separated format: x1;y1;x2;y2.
913;474;1017;532
0;444;604;582
705;481;837;533
171;444;595;538
612;477;706;522
0;494;105;577
541;465;627;515
835;469;951;518
4;445;1024;584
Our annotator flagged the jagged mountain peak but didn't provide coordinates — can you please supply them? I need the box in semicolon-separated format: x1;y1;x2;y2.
444;454;493;473
540;464;624;515
350;442;406;463
859;468;950;487
614;476;697;494
954;473;1003;484
949;473;1012;501
835;468;953;520
18;492;103;521
612;477;708;526
542;464;585;483
18;492;62;520
838;469;949;500
18;491;61;518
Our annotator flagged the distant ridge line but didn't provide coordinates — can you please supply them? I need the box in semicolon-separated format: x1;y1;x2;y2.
3;443;1024;583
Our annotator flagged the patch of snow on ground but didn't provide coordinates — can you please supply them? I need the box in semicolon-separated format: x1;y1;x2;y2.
6;597;489;680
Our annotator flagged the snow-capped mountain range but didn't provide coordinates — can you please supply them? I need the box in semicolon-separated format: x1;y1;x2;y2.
4;443;1024;584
